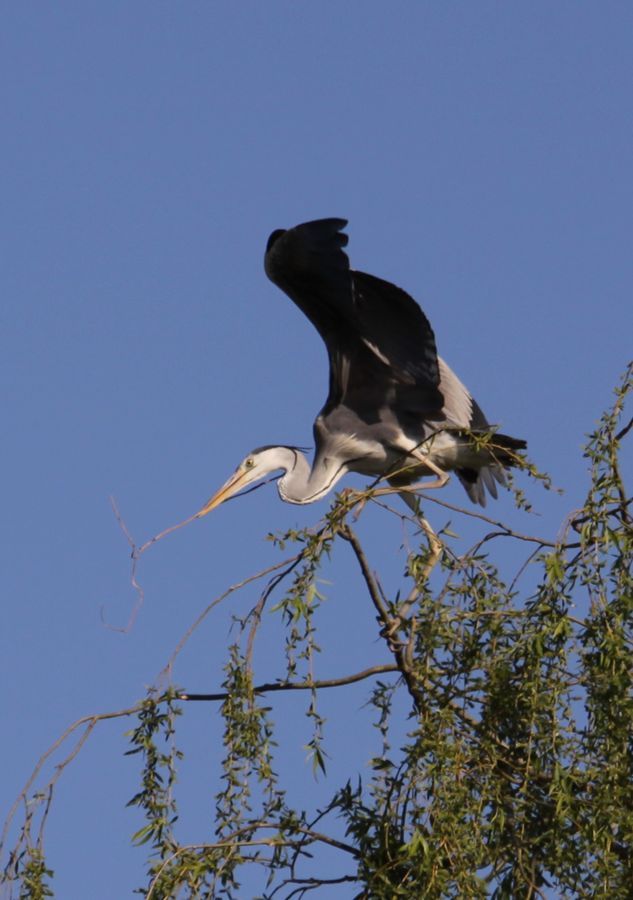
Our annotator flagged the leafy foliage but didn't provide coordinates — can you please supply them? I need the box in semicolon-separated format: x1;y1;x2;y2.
1;364;631;898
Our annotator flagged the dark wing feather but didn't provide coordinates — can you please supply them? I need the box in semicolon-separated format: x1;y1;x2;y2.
264;218;443;416
351;270;441;390
264;218;352;343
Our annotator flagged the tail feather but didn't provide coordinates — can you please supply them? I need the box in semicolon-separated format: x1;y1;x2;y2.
457;432;526;507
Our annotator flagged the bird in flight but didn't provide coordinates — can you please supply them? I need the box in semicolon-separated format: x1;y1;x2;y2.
198;218;525;517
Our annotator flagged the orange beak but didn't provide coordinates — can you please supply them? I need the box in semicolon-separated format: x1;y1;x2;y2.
196;469;253;518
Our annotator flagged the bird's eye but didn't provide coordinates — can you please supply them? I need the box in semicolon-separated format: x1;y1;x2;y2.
244;457;255;469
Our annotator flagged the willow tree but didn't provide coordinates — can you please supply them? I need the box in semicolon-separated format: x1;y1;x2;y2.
2;364;631;899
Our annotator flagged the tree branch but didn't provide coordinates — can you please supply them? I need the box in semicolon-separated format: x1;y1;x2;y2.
179;664;399;702
339;525;425;709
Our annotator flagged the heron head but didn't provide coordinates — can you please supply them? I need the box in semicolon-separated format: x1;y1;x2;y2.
196;446;298;517
196;452;269;517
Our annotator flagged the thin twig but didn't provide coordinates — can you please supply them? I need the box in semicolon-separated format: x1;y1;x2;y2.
145;827;360;900
280;875;359;899
156;554;301;683
244;553;306;672
107;488;284;633
1;704;142;857
180;664;399;701
615;413;633;443
420;495;568;547
106;496;205;632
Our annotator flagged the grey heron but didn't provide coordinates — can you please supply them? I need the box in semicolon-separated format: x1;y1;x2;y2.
198;218;525;517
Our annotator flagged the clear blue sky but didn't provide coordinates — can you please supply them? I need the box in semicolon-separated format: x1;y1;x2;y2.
2;3;632;897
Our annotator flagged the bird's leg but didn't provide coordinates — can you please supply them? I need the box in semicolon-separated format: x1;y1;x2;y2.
372;452;450;499
350;453;449;520
384;489;443;639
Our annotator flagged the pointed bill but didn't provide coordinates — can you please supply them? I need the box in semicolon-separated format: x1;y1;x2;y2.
196;469;253;518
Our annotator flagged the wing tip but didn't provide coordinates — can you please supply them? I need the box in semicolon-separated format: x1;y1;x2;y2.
266;217;348;254
264;217;351;283
265;227;287;255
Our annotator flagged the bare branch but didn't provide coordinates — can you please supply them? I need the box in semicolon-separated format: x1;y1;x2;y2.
338;525;390;625
615;413;633;442
1;704;142;858
156;553;302;683
339;524;424;709
180;664;399;701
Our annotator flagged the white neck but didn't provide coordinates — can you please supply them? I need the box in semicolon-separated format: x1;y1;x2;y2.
274;447;348;505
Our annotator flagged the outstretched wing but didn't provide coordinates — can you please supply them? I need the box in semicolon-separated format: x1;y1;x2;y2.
264;218;352;345
264;218;443;417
